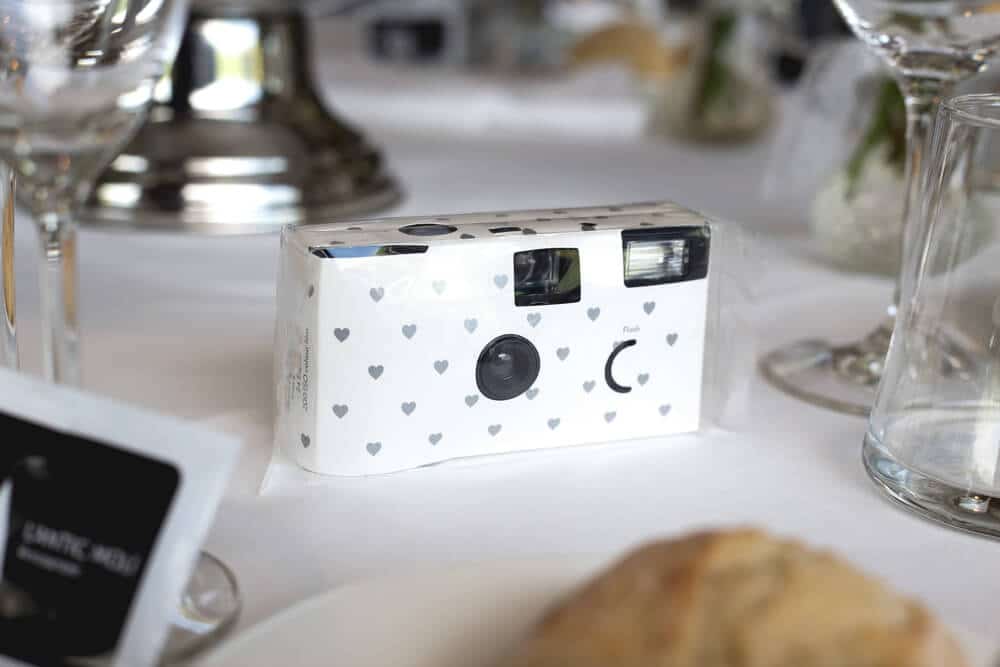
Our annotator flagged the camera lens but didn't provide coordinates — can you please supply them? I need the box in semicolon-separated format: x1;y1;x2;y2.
476;334;540;401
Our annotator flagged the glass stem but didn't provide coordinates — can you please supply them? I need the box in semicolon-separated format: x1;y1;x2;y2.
0;167;14;370
892;77;952;318
36;206;80;385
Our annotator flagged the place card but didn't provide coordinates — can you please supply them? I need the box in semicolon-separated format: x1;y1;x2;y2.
0;368;240;666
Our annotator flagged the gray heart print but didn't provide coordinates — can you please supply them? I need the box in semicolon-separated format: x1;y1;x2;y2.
334;328;350;343
666;333;679;346
638;373;650;386
587;308;601;322
557;347;570;361
460;233;475;239
433;280;447;295
494;274;509;289
464;318;478;333
659;404;672;416
583;381;595;393
525;388;539;400
429;433;442;445
434;360;449;375
548;418;561;430
401;402;416;416
604;412;617;423
527;313;541;327
643;302;656;315
300;433;311;448
368;365;384;380
402;324;417;339
366;442;382;456
307;285;315;298
488;424;502;436
370;287;385;302
465;395;479;407
332;404;349;419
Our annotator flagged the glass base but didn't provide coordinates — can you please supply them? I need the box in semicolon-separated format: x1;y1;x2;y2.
863;434;1000;540
759;338;884;417
161;552;241;664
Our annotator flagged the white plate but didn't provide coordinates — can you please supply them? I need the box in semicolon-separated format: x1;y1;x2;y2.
197;558;997;667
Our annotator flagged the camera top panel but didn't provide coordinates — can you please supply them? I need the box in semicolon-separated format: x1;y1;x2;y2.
284;201;710;256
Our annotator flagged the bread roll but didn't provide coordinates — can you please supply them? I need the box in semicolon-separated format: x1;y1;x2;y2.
503;530;966;667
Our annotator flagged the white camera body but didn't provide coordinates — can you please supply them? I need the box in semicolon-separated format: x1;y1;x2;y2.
275;202;713;476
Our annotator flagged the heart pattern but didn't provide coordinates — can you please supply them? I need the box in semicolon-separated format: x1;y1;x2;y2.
522;228;537;235
460;233;475;239
309;239;697;467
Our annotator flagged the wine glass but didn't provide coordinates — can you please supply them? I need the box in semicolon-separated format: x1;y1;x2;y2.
0;0;190;384
760;0;1000;416
0;1;239;659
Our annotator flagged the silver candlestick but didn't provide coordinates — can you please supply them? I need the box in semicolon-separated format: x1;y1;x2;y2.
81;0;402;233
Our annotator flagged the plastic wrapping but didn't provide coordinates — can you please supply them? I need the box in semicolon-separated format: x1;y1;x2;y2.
271;201;752;480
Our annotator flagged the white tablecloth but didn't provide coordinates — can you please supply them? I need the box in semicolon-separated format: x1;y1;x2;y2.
8;104;1000;648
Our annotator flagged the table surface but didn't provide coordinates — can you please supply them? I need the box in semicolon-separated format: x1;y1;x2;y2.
7;82;1000;652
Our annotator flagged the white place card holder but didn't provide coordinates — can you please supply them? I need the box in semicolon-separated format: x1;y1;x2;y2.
0;368;240;667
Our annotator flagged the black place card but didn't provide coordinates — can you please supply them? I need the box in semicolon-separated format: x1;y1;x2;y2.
0;369;240;667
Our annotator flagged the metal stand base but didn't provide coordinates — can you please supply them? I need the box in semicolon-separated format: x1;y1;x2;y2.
82;5;401;234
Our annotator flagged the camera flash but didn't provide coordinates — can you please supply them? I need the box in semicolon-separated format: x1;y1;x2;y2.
622;226;709;287
625;239;689;284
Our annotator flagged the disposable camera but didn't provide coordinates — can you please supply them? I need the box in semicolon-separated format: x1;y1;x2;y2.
275;202;715;476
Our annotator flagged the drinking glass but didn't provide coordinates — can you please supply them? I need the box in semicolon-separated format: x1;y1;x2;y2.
0;1;240;657
0;0;186;384
760;0;1000;416
866;93;1000;538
